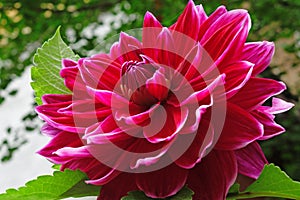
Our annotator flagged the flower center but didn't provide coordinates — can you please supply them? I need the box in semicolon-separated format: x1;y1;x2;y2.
120;59;158;106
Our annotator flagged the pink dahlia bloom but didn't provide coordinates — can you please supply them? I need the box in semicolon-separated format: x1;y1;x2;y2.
36;1;293;199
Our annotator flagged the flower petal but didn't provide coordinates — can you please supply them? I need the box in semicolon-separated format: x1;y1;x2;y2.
259;97;294;115
142;11;163;48
229;77;286;111
242;41;275;76
146;68;169;101
79;56;121;90
251;109;285;140
215;102;263;150
37;130;83;164
136;163;188;198
201;9;250;66
98;173;137;200
143;105;188;143
169;0;200;41
234;142;268;179
187;150;237;200
175;119;214;169
197;5;227;40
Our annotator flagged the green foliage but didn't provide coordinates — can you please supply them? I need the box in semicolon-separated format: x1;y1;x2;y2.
31;26;78;105
1;164;300;199
227;164;300;199
121;187;194;200
0;169;100;200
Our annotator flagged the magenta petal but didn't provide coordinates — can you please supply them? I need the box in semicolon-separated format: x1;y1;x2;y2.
230;77;286;111
198;5;227;40
242;41;275;76
143;105;188;143
86;87;129;109
79;57;121;90
156;28;175;66
41;94;72;104
187;150;237;200
54;146;91;158
259;97;294;115
169;0;200;41
251;109;285;140
201;9;250;65
221;61;253;98
136;163;188;199
98;173;137;200
60;59;84;91
41;124;61;137
142;11;163;48
195;5;208;25
175;119;214;169
118;32;142;61
215;102;263;150
37;130;83;164
235;142;268;179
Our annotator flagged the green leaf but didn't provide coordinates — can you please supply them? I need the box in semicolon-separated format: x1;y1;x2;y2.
228;183;240;195
227;164;300;199
121;186;193;200
0;169;100;200
31;26;79;105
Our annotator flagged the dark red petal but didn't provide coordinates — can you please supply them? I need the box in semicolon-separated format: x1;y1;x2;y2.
215;102;263;150
98;173;137;200
136;163;188;198
234;142;268;179
146;69;169;101
229;77;286;111
242;41;275;76
187;150;237;200
61;157;120;185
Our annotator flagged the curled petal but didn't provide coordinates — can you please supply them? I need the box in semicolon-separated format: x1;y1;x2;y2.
234;142;268;179
259;97;294;115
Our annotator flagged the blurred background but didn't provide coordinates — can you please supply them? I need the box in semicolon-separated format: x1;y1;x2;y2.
1;0;300;193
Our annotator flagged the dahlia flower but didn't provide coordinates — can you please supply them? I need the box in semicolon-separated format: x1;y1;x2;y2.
36;1;293;199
